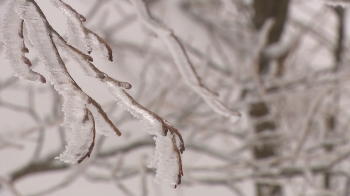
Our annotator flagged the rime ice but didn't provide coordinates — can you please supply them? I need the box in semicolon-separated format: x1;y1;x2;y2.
0;1;46;83
1;0;185;187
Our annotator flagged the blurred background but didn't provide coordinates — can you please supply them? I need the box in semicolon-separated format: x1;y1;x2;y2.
1;0;350;195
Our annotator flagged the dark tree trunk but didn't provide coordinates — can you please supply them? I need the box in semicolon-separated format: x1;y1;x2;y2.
251;1;290;196
253;0;290;75
333;6;345;71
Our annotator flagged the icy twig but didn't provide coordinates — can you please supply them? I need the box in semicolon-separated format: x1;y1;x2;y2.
50;0;185;187
1;0;120;163
0;1;45;83
129;0;241;122
53;26;184;187
1;0;185;188
51;0;113;60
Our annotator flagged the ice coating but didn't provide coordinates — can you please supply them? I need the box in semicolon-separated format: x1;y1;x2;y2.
56;108;96;164
86;100;121;136
52;33;97;77
52;33;122;136
104;80;184;187
51;0;113;61
0;1;46;83
51;0;89;53
2;0;185;186
14;0;96;163
149;134;183;187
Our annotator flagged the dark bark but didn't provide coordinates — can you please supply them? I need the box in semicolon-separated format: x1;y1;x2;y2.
253;0;290;75
333;6;345;71
251;1;290;196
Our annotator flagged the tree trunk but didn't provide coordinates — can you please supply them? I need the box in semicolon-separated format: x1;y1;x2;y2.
253;0;290;75
251;1;290;196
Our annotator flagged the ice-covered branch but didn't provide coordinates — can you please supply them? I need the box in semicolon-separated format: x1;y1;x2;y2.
51;0;113;60
1;0;185;188
129;0;241;122
1;0;120;164
47;0;185;187
0;1;45;83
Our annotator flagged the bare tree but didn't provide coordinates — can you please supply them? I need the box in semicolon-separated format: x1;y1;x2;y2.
1;0;350;196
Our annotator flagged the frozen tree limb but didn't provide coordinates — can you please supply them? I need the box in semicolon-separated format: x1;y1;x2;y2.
9;0;111;164
51;0;113;60
129;0;241;122
1;0;122;164
1;0;185;188
48;2;185;187
0;1;46;83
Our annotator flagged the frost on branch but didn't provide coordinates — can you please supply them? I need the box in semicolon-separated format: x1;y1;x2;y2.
130;0;241;122
51;0;113;61
104;79;184;188
0;1;46;83
57;107;95;164
1;0;185;187
51;0;185;187
52;33;121;137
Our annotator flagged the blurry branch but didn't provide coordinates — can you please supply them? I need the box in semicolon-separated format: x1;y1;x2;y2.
292;89;331;161
84;0;110;21
116;182;137;196
321;0;350;6
140;156;148;196
9;152;68;182
27;137;105;196
0;77;18;90
180;2;244;51
129;0;241;121
0;177;22;196
290;18;334;50
333;5;345;70
2;0;350;195
0;135;23;150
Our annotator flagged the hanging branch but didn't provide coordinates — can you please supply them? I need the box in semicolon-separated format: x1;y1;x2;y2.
1;0;184;188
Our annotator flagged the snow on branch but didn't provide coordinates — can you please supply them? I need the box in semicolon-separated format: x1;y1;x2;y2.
129;0;241;122
0;1;46;83
104;80;185;188
51;0;113;61
51;2;184;187
1;0;185;188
